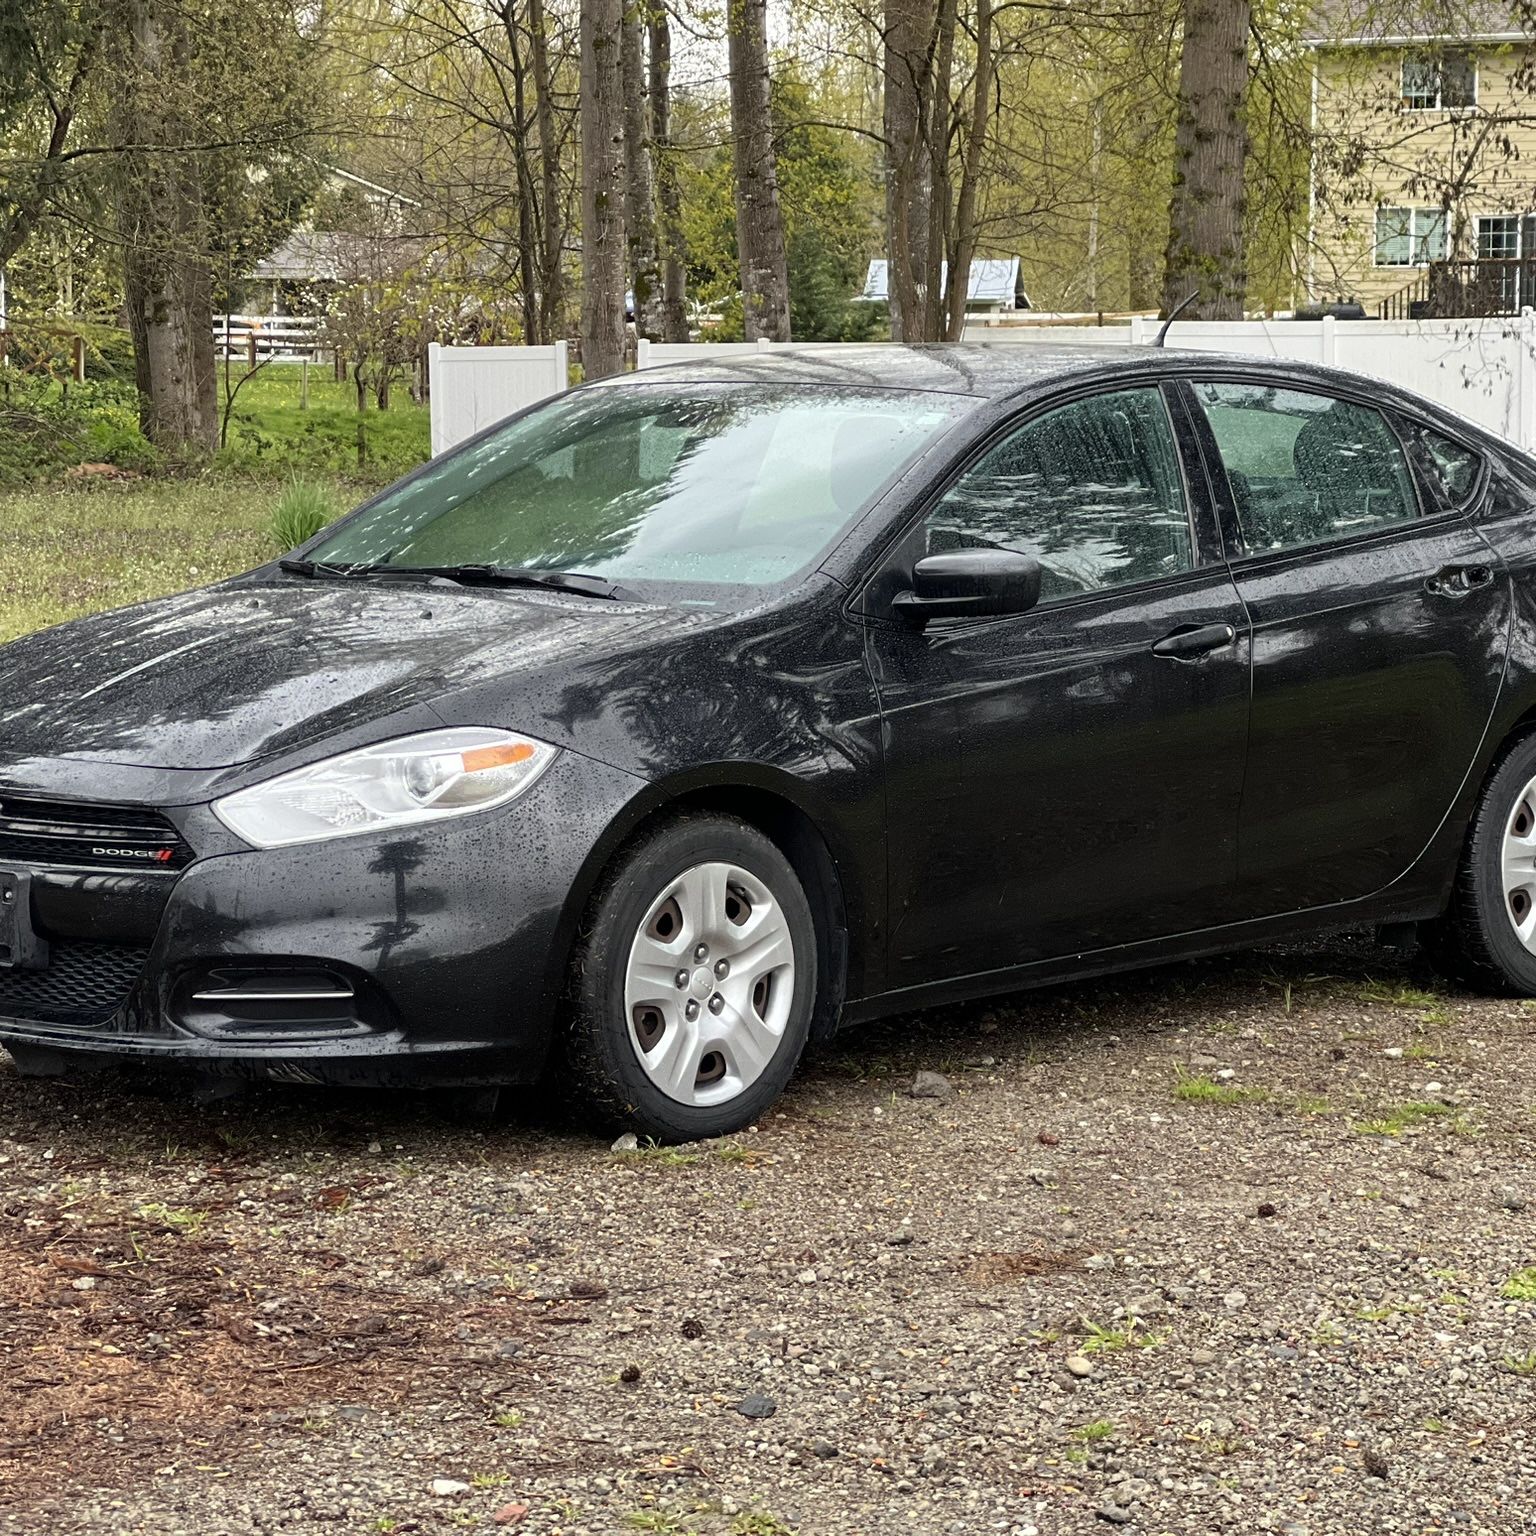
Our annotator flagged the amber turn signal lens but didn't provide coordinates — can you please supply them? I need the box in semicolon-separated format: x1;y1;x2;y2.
461;741;537;774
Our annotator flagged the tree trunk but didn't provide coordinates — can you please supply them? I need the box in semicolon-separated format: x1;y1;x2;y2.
648;5;689;342
882;0;937;341
943;0;990;342
622;6;664;340
499;0;546;344
1162;0;1250;320
528;0;566;342
579;0;627;378
726;0;790;341
115;0;217;451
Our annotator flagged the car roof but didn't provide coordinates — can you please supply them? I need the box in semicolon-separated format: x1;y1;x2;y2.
607;341;1426;406
608;342;1148;399
605;341;1511;450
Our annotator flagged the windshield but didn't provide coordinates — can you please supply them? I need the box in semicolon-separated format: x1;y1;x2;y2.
305;383;961;603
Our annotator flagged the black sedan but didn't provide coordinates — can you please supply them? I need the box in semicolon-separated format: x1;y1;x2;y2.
1;345;1532;1140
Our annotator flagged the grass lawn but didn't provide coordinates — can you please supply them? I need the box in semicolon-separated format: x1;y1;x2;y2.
1;365;431;643
0;478;370;644
218;364;430;478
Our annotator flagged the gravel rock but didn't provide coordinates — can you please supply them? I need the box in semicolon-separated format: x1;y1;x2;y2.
1064;1354;1094;1378
734;1393;778;1419
6;931;1536;1536
907;1070;954;1101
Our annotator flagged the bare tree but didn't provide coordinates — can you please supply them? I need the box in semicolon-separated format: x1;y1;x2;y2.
579;0;628;377
114;0;217;449
942;0;991;341
882;0;940;341
727;0;791;340
1162;0;1250;318
647;2;689;341
0;2;103;271
622;5;664;339
527;0;568;342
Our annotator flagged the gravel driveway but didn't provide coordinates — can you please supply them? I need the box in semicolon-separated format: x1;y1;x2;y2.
2;934;1534;1536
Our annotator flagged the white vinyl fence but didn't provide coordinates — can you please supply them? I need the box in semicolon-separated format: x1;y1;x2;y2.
966;312;1536;450
428;341;568;455
428;316;1536;454
635;338;774;369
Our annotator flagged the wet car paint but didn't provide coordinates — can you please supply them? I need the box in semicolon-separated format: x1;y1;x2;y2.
2;343;1536;1086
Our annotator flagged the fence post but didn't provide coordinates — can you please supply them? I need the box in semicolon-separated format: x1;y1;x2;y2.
1129;315;1147;346
1321;313;1337;366
428;342;445;457
1519;309;1536;451
636;337;652;372
756;337;773;351
553;338;570;391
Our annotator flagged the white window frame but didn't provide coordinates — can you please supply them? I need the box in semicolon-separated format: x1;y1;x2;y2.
1477;213;1522;261
1374;206;1448;267
1401;49;1478;110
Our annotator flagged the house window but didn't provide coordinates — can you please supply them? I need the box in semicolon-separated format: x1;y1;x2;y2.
1478;215;1521;260
1375;207;1448;266
1402;50;1476;109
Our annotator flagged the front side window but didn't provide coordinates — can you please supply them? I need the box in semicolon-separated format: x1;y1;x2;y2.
922;387;1192;604
305;384;962;604
1375;206;1447;266
1408;423;1483;507
1194;382;1420;555
1402;50;1476;109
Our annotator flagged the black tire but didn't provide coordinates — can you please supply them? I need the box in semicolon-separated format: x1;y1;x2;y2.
1428;731;1536;994
563;813;818;1141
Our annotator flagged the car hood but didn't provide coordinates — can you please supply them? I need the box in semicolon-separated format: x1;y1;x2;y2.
0;579;712;773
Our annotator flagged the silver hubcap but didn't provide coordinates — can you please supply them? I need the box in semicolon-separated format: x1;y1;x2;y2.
1505;776;1536;950
624;860;796;1107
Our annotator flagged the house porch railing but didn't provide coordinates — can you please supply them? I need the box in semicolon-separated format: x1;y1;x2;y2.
1379;259;1536;320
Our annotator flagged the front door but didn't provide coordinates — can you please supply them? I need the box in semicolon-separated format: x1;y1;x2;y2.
1184;376;1509;916
866;383;1251;995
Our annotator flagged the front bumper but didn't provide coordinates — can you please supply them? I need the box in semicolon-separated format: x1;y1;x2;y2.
0;751;646;1087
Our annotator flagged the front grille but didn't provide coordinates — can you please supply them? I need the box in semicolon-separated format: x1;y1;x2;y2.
0;794;193;871
0;942;149;1027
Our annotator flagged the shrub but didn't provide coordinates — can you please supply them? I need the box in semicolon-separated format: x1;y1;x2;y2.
271;475;338;551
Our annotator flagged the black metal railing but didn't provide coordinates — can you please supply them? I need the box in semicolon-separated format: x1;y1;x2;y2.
1379;258;1536;320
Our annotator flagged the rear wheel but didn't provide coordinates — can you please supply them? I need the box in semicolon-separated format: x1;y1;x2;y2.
565;814;817;1141
1430;732;1536;993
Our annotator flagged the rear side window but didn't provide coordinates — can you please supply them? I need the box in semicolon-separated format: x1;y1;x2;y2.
1193;382;1419;556
924;387;1192;604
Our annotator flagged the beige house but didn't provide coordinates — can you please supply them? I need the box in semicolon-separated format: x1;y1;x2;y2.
1305;3;1536;314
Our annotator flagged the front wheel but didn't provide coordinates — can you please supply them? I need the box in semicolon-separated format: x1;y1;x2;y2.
1430;732;1536;993
564;814;817;1141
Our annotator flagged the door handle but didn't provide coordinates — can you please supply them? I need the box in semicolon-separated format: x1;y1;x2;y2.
1425;563;1495;599
1151;622;1237;660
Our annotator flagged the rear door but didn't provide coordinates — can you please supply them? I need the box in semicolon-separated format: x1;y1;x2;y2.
1182;375;1509;917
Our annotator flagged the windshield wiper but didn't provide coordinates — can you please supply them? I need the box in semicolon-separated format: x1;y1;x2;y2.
279;558;389;580
279;558;629;600
391;565;630;600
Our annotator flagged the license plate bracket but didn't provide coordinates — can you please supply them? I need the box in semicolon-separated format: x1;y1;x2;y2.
0;870;49;971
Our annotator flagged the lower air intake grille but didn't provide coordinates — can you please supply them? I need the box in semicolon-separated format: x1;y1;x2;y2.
0;794;192;871
0;943;149;1027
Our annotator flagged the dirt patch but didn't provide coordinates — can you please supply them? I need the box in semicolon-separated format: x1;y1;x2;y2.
1;934;1535;1535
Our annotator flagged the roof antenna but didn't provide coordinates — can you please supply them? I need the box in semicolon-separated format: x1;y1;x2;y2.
1154;289;1200;348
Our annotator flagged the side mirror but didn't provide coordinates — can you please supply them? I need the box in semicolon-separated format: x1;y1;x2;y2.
891;548;1043;625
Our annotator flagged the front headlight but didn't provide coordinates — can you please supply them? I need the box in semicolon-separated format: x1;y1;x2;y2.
213;728;558;849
